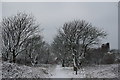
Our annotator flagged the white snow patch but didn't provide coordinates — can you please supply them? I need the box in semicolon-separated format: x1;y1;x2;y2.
2;61;50;78
50;64;118;78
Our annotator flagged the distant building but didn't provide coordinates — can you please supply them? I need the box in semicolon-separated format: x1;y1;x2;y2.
101;43;110;53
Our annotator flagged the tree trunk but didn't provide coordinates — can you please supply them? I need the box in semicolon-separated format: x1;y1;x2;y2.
45;60;49;64
62;59;65;67
12;49;16;63
73;63;78;75
75;67;77;75
73;54;78;75
6;52;9;61
46;51;50;64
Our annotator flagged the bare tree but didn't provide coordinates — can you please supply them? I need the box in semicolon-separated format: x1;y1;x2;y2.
52;20;107;74
1;12;39;63
44;43;51;64
22;35;44;65
52;34;70;67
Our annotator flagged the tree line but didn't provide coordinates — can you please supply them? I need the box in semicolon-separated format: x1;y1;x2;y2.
1;13;52;65
1;12;118;71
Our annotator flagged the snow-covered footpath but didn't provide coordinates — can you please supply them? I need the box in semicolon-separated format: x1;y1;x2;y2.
50;64;118;78
2;61;119;78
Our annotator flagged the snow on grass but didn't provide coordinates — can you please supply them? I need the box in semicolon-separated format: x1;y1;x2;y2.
2;61;50;78
2;61;118;78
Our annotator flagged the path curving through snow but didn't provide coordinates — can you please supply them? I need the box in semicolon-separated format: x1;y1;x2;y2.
50;65;86;78
50;65;70;78
49;64;118;78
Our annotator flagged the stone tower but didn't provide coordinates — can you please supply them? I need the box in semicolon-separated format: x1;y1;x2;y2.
101;43;110;52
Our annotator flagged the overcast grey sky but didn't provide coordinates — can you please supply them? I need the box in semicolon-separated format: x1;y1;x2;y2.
2;2;118;49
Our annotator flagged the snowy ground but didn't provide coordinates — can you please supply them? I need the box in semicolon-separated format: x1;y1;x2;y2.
2;61;119;78
2;61;49;78
50;65;86;78
50;64;118;78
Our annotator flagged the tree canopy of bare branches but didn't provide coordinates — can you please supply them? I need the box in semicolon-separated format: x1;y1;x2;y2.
1;12;39;63
52;20;107;73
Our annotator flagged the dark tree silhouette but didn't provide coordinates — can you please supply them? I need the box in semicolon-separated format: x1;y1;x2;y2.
52;20;107;74
1;12;39;63
23;35;44;65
